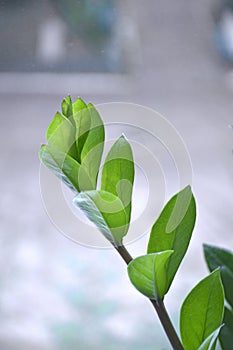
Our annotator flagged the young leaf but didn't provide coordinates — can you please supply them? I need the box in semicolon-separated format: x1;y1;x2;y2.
147;185;196;293
101;135;134;224
39;145;81;192
73;190;128;246
80;103;105;189
61;95;73;119
72;96;86;115
46;111;76;159
40;98;106;193
219;307;233;350
203;244;233;308
197;326;222;350
72;98;91;163
180;270;224;350
127;251;174;300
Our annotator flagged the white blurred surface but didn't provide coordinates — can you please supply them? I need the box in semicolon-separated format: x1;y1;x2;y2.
0;0;233;349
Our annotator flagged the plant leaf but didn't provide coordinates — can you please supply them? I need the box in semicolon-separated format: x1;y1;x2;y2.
39;98;105;192
80;103;105;189
127;251;174;300
101;135;134;224
147;185;196;293
203;244;233;308
72;96;86;115
73;190;128;246
61;95;73;119
72;98;91;163
197;326;222;350
46;111;76;159
219;307;233;350
180;270;224;350
39;144;81;192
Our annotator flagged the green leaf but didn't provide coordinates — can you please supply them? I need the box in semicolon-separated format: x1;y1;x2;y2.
197;326;222;350
39;97;105;192
39;144;94;193
72;96;86;115
101;135;134;224
147;185;196;293
127;251;174;300
180;270;224;350
61;95;73;119
72;98;91;163
80;103;105;189
46;111;76;159
219;307;233;350
73;190;128;246
203;244;233;308
39;144;81;192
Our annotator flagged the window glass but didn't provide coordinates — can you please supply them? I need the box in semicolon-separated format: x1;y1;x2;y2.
0;0;127;73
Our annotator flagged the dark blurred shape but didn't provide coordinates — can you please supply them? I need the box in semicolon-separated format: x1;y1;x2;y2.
212;0;233;63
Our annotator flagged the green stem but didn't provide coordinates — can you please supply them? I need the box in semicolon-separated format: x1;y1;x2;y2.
115;244;184;350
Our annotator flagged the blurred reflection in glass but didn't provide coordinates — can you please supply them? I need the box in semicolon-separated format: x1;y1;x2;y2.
0;0;127;73
213;0;233;63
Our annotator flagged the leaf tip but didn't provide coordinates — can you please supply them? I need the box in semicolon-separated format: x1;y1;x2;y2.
119;134;130;143
77;96;85;103
63;94;72;102
203;243;210;252
73;97;87;113
38;144;46;159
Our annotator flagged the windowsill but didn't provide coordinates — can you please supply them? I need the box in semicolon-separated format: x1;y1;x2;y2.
0;72;136;95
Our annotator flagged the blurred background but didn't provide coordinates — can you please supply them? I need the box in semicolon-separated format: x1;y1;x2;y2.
0;0;233;349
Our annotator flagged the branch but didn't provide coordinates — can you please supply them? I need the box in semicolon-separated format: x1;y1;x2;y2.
114;244;184;350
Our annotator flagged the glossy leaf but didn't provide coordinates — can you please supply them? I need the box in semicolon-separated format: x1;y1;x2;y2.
72;96;86;115
46;111;76;159
80;103;105;189
203;244;233;308
73;190;128;246
61;95;73;119
40;97;106;192
180;270;224;350
101;135;134;224
219;307;233;349
147;185;196;293
39;144;81;192
197;326;222;350
72;98;91;163
127;251;174;300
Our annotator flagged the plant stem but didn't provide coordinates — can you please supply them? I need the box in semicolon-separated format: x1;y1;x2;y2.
150;299;184;350
115;244;184;350
115;244;133;265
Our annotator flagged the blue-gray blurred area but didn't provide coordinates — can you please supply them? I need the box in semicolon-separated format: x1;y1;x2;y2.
0;0;119;73
0;0;233;349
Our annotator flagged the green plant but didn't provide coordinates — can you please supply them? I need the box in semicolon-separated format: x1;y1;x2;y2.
204;244;233;349
39;96;225;350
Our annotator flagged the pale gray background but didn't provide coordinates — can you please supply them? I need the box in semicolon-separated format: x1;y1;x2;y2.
0;0;232;349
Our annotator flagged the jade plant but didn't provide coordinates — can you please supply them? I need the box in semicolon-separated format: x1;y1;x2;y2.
39;96;225;350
